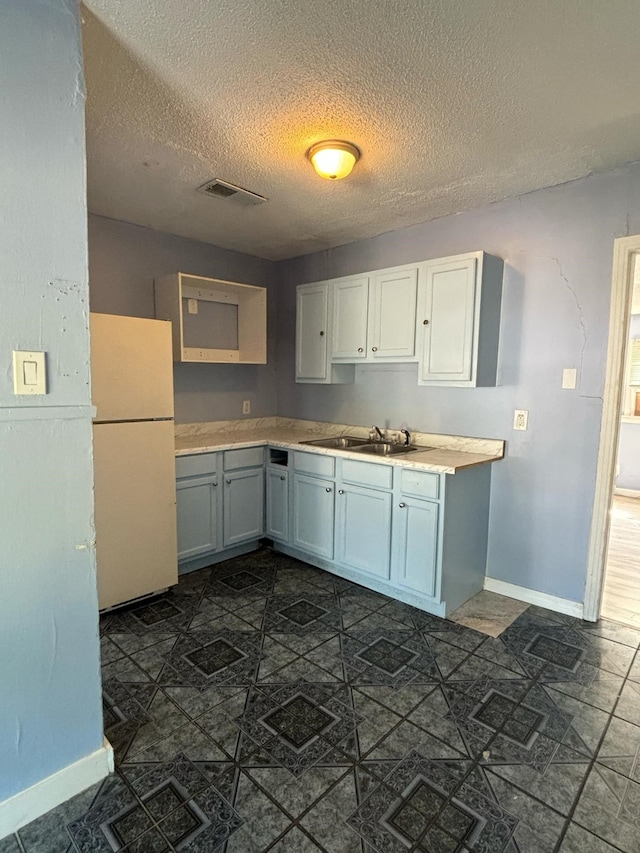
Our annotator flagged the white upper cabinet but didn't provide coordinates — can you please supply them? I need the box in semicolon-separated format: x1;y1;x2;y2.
332;276;370;359
332;266;418;362
296;281;355;384
295;252;502;386
369;267;418;359
296;282;328;380
418;256;477;383
417;252;503;387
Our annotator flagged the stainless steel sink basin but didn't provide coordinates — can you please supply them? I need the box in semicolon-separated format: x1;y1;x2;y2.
352;443;424;456
301;435;371;449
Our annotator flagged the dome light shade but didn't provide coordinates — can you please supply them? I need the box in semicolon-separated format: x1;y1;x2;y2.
307;140;360;180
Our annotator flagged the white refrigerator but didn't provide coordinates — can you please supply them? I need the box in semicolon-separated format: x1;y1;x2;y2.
91;312;178;610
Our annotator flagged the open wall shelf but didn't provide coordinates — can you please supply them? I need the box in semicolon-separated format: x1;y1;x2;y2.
154;272;267;364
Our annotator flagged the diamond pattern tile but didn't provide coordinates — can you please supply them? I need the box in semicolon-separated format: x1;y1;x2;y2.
263;695;336;749
342;628;438;686
471;689;544;747
184;639;245;676
279;600;328;626
525;635;583;671
236;680;359;774
160;630;262;691
9;548;640;853
357;637;417;675
263;593;341;634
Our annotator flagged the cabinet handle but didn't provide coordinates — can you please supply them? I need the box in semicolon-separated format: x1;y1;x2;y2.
226;479;231;484
371;346;378;352
320;330;325;336
423;319;429;325
399;502;406;508
326;487;332;493
280;476;286;480
338;489;344;494
213;482;218;487
357;347;363;352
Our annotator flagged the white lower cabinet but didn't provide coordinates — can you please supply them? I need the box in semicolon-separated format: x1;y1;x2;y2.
270;451;491;617
176;475;219;562
223;468;264;547
335;484;392;579
393;496;438;597
176;448;264;569
176;444;492;617
265;466;289;542
335;458;393;579
292;473;335;559
175;453;220;563
290;451;336;559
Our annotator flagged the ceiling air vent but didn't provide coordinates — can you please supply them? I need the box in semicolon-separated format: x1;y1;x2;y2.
197;178;267;206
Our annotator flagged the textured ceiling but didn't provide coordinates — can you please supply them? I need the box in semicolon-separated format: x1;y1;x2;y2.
82;0;640;261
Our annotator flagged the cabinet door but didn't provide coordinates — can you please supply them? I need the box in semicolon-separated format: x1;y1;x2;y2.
223;468;264;547
394;497;438;596
336;485;392;579
176;476;219;561
369;267;418;359
292;474;335;559
266;467;289;542
296;283;328;380
332;276;369;359
419;257;477;382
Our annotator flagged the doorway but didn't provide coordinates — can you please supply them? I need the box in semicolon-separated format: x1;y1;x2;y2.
601;494;640;627
585;236;640;623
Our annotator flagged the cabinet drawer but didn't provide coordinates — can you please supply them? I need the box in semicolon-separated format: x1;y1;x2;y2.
293;451;335;478
400;469;440;499
341;459;392;490
176;453;217;479
224;446;264;470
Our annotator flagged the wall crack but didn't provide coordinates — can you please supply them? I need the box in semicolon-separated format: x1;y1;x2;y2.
550;255;588;383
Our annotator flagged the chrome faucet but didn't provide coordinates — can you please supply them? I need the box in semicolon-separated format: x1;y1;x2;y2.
372;425;385;442
400;429;411;446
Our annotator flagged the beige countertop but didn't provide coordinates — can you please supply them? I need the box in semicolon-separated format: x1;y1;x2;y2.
174;418;505;475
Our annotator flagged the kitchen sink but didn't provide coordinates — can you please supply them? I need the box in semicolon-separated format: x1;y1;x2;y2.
352;442;424;456
301;435;371;449
301;437;435;456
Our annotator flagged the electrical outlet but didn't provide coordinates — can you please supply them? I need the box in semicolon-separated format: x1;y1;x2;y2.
242;400;251;415
513;409;529;431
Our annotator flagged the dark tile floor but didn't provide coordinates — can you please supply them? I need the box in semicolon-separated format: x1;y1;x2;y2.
5;548;640;852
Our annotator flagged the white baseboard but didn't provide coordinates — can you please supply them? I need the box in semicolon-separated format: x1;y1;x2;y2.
483;577;584;620
614;487;640;498
0;738;113;839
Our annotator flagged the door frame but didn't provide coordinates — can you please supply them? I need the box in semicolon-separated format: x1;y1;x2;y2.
584;235;640;620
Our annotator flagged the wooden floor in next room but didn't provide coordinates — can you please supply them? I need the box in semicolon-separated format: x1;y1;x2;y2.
602;494;640;629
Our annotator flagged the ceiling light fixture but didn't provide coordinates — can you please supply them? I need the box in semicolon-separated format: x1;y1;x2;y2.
307;140;360;180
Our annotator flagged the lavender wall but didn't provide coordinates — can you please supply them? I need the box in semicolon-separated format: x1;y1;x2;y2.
276;163;640;603
1;0;103;804
88;215;277;423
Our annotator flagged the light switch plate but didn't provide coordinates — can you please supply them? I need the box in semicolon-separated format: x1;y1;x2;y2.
13;350;46;395
562;368;577;389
